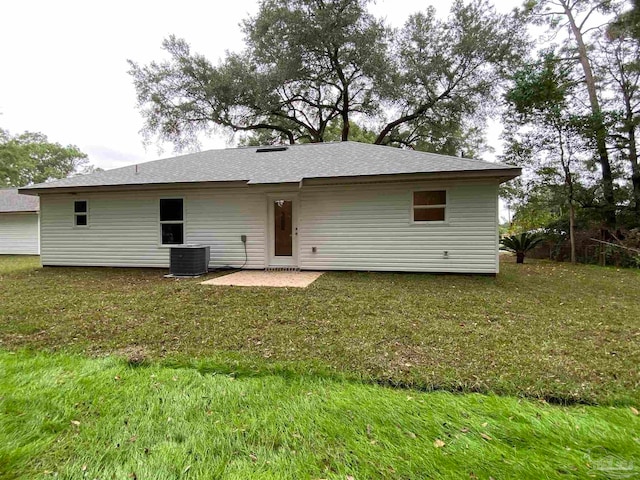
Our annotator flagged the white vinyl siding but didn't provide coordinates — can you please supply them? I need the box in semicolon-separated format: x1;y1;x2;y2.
0;213;39;255
38;180;500;273
298;181;499;273
39;187;266;268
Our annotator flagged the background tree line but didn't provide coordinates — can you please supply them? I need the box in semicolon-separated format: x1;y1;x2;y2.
501;0;640;263
0;128;95;188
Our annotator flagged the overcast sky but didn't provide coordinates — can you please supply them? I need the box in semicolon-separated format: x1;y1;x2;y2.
0;0;520;171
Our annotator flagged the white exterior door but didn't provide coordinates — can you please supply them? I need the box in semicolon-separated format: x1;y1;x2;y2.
268;196;298;267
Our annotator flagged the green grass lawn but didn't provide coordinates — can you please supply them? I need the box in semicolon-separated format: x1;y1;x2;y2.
1;255;639;405
1;256;640;478
2;350;639;479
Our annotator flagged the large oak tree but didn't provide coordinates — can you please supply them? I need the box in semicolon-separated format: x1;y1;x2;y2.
128;0;524;154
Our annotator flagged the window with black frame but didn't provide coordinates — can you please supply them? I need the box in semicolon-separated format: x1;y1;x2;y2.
160;198;184;244
74;200;88;227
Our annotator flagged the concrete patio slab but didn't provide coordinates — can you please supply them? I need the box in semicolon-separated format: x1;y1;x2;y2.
201;270;324;288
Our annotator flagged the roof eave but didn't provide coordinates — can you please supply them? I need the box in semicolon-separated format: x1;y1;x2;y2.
18;180;252;195
16;189;40;196
0;209;39;214
18;168;521;194
299;168;522;186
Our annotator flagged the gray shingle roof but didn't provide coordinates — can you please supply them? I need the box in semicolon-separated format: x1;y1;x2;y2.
0;189;40;212
21;141;520;192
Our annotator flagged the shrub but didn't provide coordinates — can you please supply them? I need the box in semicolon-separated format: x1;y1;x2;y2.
500;232;545;264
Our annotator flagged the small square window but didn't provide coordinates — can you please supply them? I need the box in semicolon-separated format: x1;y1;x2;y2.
73;200;89;227
413;190;446;223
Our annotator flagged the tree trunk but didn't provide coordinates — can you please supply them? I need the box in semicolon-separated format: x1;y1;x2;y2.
558;125;576;263
623;90;640;223
341;111;350;141
516;252;525;264
629;125;640;221
562;0;616;227
340;81;350;141
600;228;607;266
331;47;350;142
569;199;577;263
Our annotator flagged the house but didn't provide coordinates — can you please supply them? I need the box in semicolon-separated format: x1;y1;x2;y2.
0;189;40;255
19;142;520;273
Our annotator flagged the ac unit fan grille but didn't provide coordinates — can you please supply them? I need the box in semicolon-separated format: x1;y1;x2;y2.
169;246;210;276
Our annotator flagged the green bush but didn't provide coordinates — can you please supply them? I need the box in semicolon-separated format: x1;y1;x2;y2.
500;232;545;263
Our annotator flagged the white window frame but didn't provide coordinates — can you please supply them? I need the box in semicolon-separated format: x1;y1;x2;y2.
411;189;448;224
159;197;185;247
73;199;89;228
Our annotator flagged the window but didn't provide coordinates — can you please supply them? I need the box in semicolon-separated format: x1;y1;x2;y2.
74;200;88;227
413;190;446;222
160;198;184;245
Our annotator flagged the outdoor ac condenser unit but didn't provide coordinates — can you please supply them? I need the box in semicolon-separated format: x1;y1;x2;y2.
169;245;210;276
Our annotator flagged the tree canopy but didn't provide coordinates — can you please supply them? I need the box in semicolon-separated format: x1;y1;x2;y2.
502;0;640;231
609;0;640;39
128;0;525;154
503;50;590;261
0;129;91;187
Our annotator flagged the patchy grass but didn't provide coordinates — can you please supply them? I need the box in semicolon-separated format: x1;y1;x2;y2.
0;256;639;404
1;350;639;479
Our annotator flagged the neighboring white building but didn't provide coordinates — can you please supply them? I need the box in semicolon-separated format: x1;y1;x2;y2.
0;189;40;255
20;142;520;274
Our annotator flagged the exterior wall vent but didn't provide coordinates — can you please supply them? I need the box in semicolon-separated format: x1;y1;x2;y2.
256;146;288;153
169;245;210;276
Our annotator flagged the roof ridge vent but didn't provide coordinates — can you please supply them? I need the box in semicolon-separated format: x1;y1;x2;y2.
256;146;288;153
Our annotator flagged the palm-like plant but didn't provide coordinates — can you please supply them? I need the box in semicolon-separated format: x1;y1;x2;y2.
500;232;545;264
